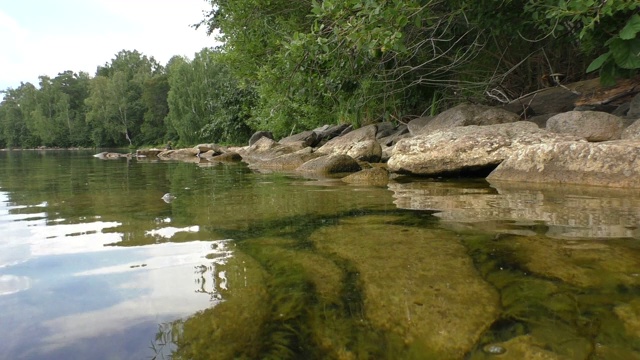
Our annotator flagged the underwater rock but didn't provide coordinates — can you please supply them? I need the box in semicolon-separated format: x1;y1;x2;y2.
310;215;500;359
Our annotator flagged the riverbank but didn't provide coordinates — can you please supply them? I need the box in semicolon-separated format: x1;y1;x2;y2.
116;76;640;189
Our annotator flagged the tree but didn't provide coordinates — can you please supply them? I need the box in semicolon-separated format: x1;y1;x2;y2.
85;50;161;147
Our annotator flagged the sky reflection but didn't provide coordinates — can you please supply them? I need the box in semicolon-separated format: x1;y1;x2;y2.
0;190;233;359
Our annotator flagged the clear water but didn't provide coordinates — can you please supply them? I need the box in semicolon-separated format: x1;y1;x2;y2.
1;150;639;359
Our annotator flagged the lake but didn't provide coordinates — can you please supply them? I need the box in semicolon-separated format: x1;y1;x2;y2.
1;150;639;359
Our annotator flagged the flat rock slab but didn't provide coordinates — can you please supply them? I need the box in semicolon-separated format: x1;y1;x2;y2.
388;121;581;176
487;140;640;188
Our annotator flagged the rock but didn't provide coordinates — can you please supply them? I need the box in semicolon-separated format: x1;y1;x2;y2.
209;151;242;162
194;143;224;155
487;140;640;188
503;77;600;115
251;149;324;171
546;111;625;142
388;121;581;176
622;119;640;140
526;113;558;128
374;121;397;139
278;130;320;148
341;167;389;186
158;148;200;160
629;92;640;119
317;124;382;162
313;124;351;143
310;216;499;359
407;116;433;135
377;124;410;147
418;104;519;134
296;154;362;175
135;149;163;158
241;137;298;163
248;131;273;146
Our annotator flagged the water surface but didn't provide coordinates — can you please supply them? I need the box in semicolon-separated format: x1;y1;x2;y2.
1;150;639;359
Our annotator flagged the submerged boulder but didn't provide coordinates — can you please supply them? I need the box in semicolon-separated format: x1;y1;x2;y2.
310;216;499;359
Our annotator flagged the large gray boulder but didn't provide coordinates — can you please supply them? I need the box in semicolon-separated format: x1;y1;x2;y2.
296;154;362;175
546;111;626;142
388;121;582;176
487;140;640;188
317;124;382;162
418;104;519;135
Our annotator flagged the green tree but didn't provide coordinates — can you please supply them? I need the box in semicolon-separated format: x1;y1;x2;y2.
85;50;161;147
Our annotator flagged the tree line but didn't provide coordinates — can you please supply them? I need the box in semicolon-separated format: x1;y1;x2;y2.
1;0;638;149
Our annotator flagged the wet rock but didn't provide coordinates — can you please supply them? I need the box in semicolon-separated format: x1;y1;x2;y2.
248;131;274;146
487;140;640;188
418;104;519;135
546;111;625;142
310;216;499;359
296;154;362;176
388;122;581;176
341;167;389;186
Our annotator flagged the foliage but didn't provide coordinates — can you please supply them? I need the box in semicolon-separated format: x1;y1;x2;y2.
166;49;254;146
85;50;162;147
524;0;640;85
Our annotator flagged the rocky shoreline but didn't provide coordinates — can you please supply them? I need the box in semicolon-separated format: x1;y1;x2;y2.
108;77;640;189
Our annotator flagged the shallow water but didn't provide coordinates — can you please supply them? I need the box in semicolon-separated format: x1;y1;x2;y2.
1;150;639;359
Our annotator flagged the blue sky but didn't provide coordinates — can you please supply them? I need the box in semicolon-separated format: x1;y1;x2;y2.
0;0;218;90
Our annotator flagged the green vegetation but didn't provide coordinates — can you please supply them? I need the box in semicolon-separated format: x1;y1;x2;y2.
1;1;638;148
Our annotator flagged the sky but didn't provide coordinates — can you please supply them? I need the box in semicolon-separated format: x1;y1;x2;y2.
0;0;219;91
